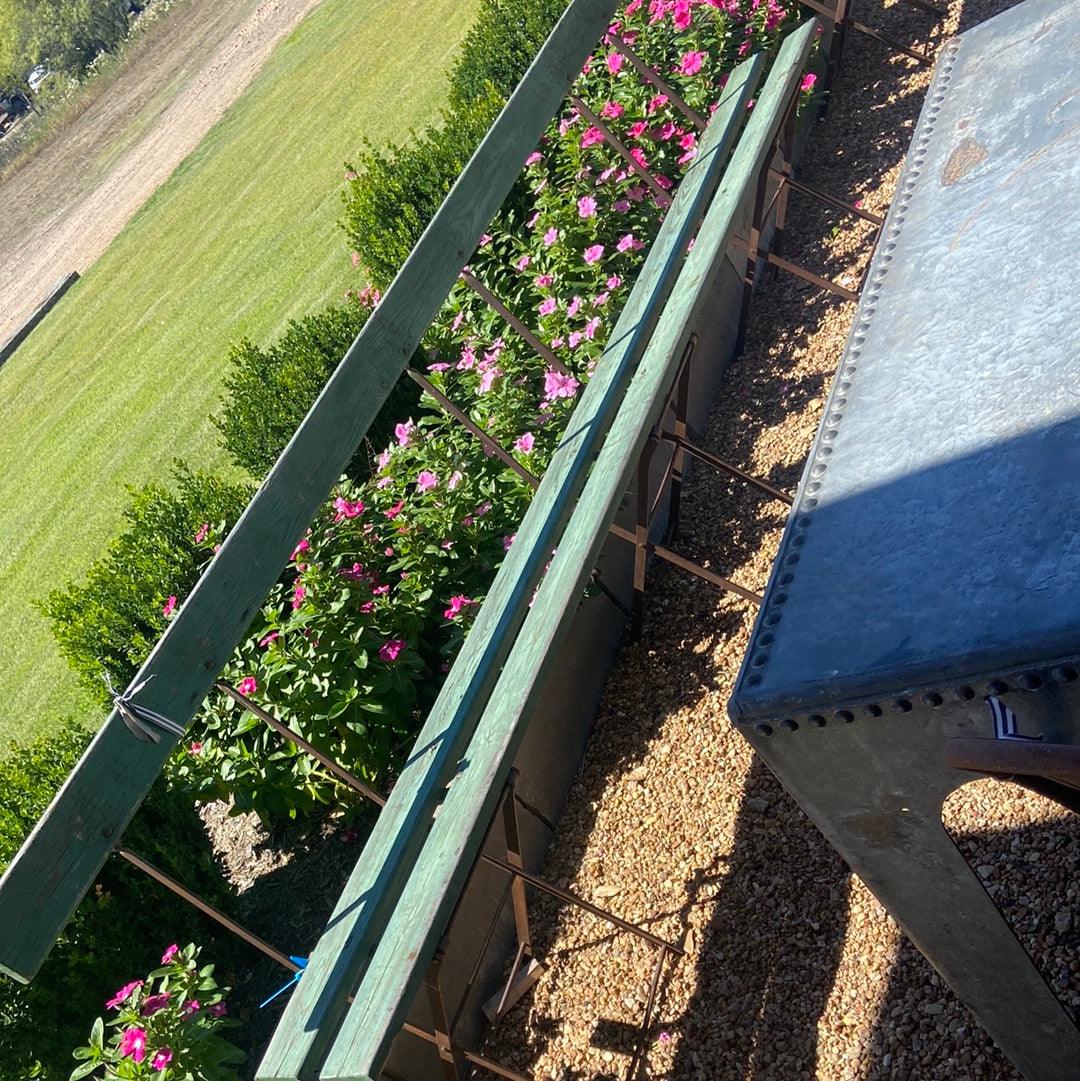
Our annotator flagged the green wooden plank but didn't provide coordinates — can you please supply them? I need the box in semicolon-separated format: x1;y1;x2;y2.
0;0;622;988
257;49;763;1081
315;31;811;1077
319;23;817;1081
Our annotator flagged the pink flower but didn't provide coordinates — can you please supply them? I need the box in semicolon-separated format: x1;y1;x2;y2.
161;944;180;964
568;331;583;350
238;676;258;696
585;316;602;340
567;295;583;318
525;150;543;166
607;274;622;289
515;432;535;454
444;595;478;620
291;538;310;561
384;500;405;519
538;296;558;317
503;534;516;551
259;631;279;648
581;126;605;149
478;366;502;393
543;227;558;247
515;254;531;271
106;981;143;1010
333;497;364;521
379;639;406;663
141;993;170;1016
544;370;581;400
394;419;415;446
209;1002;228;1018
657;1030;672;1045
617;233;644;253
593;291;609;307
583;244;605;265
119;1028;148;1063
416;470;438;492
536;273;553;287
194;523;209;544
448;470;464;490
647;93;668;115
800;72;817;93
578;195;598;218
162;595;177;619
600;100;624;119
291;583;306;610
677;50;705;76
606;50;623;74
183;999;200;1015
673;0;691;29
853;198;864;209
188;741;203;755
656;120;677;141
628;120;648;138
152;1048;174;1071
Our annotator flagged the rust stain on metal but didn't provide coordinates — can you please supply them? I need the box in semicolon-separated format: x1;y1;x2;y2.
941;136;988;186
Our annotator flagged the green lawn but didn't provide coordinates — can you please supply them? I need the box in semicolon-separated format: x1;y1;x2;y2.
0;0;478;742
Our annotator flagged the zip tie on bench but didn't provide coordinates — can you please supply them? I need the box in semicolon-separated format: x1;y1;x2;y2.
103;671;186;743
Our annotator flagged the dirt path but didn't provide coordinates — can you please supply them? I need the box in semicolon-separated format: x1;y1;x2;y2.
0;0;322;343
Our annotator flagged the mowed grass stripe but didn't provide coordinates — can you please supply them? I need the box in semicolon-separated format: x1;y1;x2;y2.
0;0;479;743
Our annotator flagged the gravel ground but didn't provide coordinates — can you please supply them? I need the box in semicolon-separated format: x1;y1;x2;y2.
481;2;1078;1079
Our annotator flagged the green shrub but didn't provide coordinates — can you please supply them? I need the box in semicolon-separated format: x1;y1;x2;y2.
38;464;253;708
342;87;507;289
447;0;570;109
0;726;235;1081
213;295;423;482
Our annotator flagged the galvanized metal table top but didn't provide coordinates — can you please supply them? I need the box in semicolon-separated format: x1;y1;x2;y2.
731;0;1080;723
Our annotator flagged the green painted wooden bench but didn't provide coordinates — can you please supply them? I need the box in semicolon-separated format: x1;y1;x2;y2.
296;21;818;1081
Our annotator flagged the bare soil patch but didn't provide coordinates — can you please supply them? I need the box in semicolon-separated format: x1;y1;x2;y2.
0;0;322;343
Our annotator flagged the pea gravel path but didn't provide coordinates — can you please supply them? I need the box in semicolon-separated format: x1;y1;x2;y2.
482;2;1079;1078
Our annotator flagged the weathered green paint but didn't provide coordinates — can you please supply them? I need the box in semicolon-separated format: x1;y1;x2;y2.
260;48;765;1081
315;31;816;1078
0;0;620;990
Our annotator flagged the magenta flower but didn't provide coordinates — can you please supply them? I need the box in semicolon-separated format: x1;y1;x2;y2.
118;1028;148;1063
617;233;644;253
657;1030;672;1045
567;295;583;318
606;50;623;74
106;980;143;1010
152;1048;174;1071
515;432;535;454
161;944;179;964
607;274;622;289
416;470;438;492
544;370;581;400
384;499;405;519
800;72;817;93
162;595;177;619
583;244;605;266
580;126;605;149
673;0;691;29
209;1002;228;1018
628;119;648;138
291;583;306;610
515;254;530;271
677;50;705;76
578;195;598;218
333;497;364;521
585;316;601;340
503;533;516;551
600;100;624;119
238;676;258;696
194;522;210;544
444;595;478;620
542;227;558;248
538;296;558;317
141;993;170;1016
656;120;677;141
394;419;415;446
189;741;203;755
647;93;668;115
184;999;200;1015
536;273;553;288
291;537;310;560
379;639;406;663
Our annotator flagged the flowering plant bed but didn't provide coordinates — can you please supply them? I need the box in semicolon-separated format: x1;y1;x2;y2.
70;944;242;1080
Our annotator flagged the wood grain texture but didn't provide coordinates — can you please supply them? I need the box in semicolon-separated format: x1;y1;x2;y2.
315;41;797;1080
0;0;619;991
